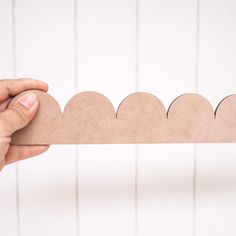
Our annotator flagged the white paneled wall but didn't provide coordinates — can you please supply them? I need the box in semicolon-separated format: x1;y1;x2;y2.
0;1;17;235
138;1;196;235
197;1;236;235
76;1;136;235
0;0;236;236
14;0;77;235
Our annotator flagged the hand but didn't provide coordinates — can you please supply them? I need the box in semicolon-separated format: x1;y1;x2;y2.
0;78;49;171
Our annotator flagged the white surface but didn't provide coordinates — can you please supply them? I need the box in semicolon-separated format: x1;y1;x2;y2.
138;1;196;234
139;0;196;106
0;0;236;235
0;1;17;236
15;0;77;235
196;1;236;235
76;1;136;235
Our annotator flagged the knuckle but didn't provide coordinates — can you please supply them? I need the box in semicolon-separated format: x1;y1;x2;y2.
0;117;9;135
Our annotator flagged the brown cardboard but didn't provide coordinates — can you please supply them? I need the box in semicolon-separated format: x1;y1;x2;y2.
9;90;236;144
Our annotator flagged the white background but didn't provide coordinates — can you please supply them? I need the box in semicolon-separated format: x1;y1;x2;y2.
0;0;236;235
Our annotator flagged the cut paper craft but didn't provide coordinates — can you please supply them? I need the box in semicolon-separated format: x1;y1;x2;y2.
9;90;236;145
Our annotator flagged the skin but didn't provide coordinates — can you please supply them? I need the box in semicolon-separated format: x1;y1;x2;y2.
0;78;49;171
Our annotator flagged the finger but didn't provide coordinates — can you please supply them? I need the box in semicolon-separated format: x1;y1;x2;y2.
0;92;38;136
0;158;5;171
0;136;10;171
5;145;49;165
0;98;12;112
0;78;48;102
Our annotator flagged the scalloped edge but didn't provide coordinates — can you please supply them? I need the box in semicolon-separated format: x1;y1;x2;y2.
10;90;236;144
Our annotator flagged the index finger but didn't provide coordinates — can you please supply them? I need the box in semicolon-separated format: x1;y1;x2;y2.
0;78;48;102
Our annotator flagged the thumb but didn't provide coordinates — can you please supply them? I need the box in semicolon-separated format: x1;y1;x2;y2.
0;92;38;136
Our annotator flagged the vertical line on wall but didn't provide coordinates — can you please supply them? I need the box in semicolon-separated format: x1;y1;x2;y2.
195;0;200;93
12;0;20;235
134;145;138;236
193;144;197;236
74;0;79;235
135;0;139;235
193;0;200;236
135;0;139;92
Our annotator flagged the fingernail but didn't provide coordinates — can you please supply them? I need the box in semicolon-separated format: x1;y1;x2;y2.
17;93;37;109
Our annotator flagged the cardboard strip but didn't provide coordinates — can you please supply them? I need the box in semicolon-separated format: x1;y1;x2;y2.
10;90;236;144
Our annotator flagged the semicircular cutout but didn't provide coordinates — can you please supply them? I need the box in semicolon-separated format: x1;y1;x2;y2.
117;92;167;143
11;90;62;144
167;94;214;142
62;91;116;143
